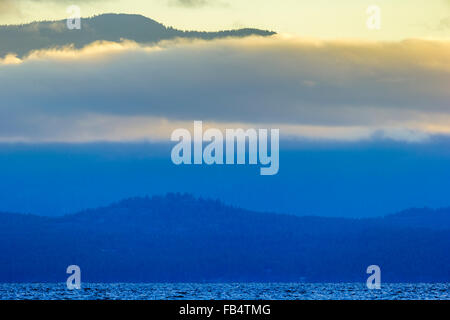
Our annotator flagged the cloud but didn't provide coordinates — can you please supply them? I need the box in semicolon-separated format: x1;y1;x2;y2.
0;0;108;18
168;0;223;8
170;0;208;7
0;0;20;16
1;36;450;142
438;17;450;30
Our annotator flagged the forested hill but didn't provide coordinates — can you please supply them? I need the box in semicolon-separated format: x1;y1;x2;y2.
0;13;276;58
0;194;449;283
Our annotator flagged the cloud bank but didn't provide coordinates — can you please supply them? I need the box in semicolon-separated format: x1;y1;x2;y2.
1;35;450;142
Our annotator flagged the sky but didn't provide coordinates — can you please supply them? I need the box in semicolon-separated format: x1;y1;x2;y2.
3;140;450;218
1;1;450;217
0;0;449;40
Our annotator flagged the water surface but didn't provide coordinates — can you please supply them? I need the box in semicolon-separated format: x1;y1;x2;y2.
0;283;448;300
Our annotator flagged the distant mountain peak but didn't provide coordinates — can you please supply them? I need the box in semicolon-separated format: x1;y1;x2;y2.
0;13;276;58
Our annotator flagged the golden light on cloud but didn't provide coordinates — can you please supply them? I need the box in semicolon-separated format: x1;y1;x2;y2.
17;40;162;63
1;35;450;143
0;54;22;65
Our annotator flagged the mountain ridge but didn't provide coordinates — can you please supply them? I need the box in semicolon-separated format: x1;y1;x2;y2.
0;13;276;58
2;193;449;225
1;193;449;283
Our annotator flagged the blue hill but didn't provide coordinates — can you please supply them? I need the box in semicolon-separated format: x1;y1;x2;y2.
0;194;449;283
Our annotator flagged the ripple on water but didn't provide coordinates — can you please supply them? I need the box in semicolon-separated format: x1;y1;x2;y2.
0;283;449;300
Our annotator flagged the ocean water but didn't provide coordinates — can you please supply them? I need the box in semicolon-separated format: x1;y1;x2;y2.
0;283;449;300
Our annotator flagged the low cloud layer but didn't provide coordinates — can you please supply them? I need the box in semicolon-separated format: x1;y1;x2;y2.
1;36;450;142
